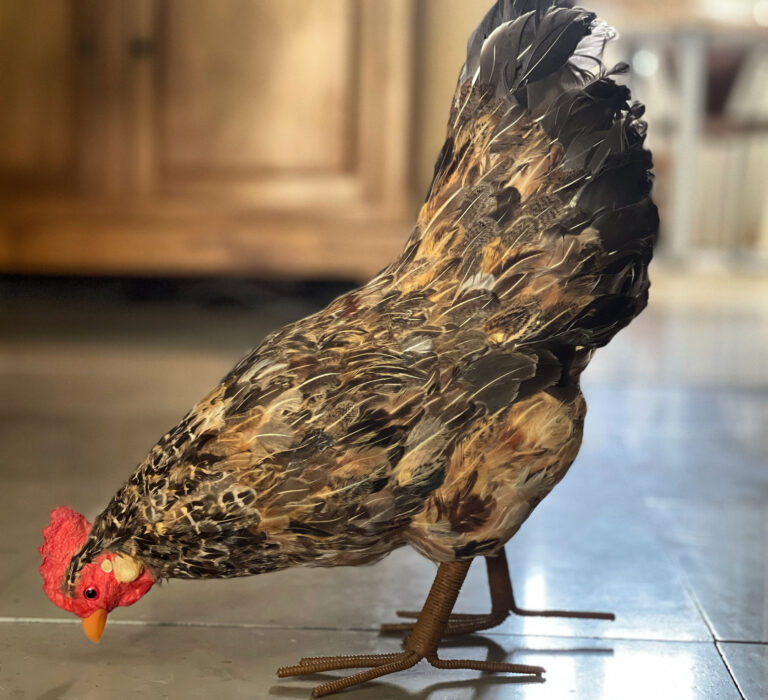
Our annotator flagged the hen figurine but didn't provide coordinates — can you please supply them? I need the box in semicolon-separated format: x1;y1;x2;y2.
39;1;657;696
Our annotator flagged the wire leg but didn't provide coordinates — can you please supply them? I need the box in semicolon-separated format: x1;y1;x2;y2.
382;549;614;638
278;560;543;696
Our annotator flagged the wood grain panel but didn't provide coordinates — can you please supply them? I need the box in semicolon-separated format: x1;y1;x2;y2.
0;199;409;279
0;0;415;279
160;0;354;173
0;1;75;179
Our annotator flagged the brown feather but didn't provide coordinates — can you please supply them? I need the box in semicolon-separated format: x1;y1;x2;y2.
63;2;657;587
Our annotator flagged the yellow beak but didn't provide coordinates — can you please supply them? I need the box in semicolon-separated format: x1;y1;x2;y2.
82;609;108;643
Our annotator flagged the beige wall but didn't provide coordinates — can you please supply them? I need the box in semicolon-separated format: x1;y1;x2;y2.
414;0;489;199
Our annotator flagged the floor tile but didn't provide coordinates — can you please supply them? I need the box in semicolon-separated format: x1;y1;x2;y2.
587;302;768;390
0;622;740;700
719;642;768;700
2;270;766;697
582;384;768;447
0;314;712;644
622;433;768;509
1;436;711;643
648;499;768;643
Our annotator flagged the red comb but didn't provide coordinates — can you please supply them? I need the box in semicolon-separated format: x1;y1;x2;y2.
39;506;92;612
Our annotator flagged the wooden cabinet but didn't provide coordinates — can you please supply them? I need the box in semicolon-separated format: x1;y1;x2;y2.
0;1;77;192
0;0;415;279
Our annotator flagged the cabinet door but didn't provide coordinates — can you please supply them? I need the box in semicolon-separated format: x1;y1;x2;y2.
160;0;354;193
0;1;77;193
0;0;415;279
149;0;415;275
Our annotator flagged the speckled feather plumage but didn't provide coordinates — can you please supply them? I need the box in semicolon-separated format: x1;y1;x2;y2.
66;0;657;589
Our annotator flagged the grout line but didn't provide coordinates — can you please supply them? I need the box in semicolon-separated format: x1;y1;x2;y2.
647;501;750;698
715;642;747;700
0;616;727;646
583;381;768;396
469;630;714;646
676;580;746;700
0;617;349;632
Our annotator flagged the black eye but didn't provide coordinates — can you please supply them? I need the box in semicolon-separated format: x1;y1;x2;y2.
84;587;99;600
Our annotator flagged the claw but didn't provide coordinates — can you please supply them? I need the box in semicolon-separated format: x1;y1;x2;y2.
277;561;545;697
279;649;543;697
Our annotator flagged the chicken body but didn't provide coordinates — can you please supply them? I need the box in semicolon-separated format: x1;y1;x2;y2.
63;0;657;596
77;277;588;581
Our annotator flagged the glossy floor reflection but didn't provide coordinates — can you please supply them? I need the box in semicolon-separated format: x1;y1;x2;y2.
0;624;741;700
1;268;765;699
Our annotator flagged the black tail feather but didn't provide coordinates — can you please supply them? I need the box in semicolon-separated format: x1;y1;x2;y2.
460;0;658;255
447;0;659;349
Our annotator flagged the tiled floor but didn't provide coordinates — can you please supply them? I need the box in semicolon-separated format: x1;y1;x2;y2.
0;268;766;699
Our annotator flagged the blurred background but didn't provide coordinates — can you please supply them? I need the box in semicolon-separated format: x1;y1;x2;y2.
2;2;767;698
2;0;768;279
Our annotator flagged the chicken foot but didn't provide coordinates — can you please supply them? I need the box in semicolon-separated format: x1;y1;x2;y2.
277;560;544;697
381;549;615;637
